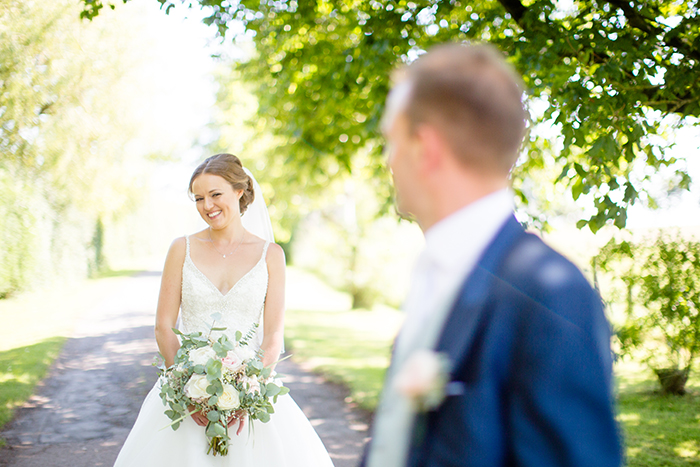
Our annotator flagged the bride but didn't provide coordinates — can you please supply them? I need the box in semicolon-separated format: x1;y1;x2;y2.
114;154;335;466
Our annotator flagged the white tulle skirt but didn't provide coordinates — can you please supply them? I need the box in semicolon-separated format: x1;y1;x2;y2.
114;383;335;467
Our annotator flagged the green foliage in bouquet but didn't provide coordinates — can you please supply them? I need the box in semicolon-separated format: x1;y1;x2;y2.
158;317;289;455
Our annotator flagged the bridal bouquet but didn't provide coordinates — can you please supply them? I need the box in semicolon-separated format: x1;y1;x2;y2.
157;317;289;456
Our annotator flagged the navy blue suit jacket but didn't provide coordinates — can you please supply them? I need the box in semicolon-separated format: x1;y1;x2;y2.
365;216;622;467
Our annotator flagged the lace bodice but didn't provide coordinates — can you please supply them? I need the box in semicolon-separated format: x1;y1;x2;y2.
180;236;270;348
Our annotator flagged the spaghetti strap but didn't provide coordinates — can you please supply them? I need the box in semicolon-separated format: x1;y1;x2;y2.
261;241;270;260
185;235;191;257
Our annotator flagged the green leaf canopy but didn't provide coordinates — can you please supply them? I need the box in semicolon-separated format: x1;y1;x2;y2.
83;0;699;230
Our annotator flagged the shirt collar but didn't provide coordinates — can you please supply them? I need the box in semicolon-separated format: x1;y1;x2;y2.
422;188;514;273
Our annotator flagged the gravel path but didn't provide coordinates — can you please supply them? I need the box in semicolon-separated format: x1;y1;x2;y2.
0;272;370;467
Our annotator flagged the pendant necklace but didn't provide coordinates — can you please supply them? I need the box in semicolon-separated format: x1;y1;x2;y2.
209;229;245;259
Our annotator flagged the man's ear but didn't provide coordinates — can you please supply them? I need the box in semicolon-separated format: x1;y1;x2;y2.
414;124;447;173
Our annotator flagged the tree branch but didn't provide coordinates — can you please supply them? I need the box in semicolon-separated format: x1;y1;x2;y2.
605;0;700;62
605;0;662;35
497;0;527;23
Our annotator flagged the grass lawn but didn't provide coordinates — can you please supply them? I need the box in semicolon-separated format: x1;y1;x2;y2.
616;361;700;466
285;268;700;466
285;306;402;410
284;267;403;410
0;338;65;431
0;271;138;432
617;391;700;465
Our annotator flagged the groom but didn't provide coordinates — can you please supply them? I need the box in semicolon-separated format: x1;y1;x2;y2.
362;43;622;467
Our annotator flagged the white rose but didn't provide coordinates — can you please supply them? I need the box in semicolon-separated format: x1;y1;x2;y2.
217;384;240;411
184;374;211;400
189;346;216;366
233;344;256;362
393;349;449;410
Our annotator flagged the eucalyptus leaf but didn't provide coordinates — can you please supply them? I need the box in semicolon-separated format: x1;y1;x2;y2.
265;383;281;398
248;360;262;371
212;422;227;437
206;423;219;438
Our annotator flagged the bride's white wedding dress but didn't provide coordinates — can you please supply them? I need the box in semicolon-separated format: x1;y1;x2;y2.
114;237;335;466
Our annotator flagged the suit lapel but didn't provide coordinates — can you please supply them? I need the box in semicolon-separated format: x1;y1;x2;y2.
435;216;524;362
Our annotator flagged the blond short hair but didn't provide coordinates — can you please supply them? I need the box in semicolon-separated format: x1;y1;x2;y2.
395;43;527;174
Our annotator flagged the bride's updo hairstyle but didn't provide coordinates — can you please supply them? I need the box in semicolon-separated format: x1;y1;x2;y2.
188;153;255;214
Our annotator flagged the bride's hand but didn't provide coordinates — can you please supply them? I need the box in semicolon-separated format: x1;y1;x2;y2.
227;410;246;435
188;406;208;427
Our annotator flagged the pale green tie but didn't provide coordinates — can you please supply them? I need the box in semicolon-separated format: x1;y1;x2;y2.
366;277;460;467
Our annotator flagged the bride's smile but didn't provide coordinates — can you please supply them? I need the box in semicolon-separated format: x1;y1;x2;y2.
191;173;244;229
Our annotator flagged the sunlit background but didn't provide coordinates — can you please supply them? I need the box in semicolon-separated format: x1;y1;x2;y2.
2;0;698;305
0;0;700;465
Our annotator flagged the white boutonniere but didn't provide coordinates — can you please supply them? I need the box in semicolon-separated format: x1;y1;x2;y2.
393;349;452;412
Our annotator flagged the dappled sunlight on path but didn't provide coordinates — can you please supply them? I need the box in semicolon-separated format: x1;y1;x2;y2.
1;270;371;467
0;273;160;463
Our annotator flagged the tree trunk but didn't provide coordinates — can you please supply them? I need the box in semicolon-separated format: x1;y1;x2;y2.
653;367;690;395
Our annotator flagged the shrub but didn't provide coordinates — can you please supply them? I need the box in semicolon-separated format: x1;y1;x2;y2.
595;232;700;394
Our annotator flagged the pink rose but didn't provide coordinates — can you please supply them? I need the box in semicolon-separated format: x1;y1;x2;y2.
243;376;261;394
393;349;450;411
221;350;244;372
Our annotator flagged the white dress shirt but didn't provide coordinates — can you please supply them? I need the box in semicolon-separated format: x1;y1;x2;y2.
396;188;515;354
367;189;515;467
